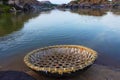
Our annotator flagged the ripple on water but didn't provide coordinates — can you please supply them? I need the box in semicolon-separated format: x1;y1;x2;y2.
0;10;120;69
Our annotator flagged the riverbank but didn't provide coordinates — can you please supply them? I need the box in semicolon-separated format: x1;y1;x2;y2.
0;64;119;80
0;4;12;13
26;64;120;80
0;1;56;14
0;2;120;14
58;0;120;9
0;6;120;80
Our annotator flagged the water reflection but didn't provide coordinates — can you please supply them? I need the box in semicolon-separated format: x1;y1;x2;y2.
70;8;120;16
0;9;120;70
111;9;120;15
0;10;52;52
70;9;108;16
0;12;42;37
0;9;120;38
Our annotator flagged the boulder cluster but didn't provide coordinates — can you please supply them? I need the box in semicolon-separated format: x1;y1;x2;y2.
0;0;56;13
58;0;120;9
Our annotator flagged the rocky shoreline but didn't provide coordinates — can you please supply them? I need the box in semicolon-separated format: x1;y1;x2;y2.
1;63;119;80
0;0;120;14
26;64;120;80
0;0;56;13
58;0;120;9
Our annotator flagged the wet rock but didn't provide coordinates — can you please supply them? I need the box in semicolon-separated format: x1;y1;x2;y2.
27;64;120;80
0;66;2;69
0;71;36;80
10;7;17;12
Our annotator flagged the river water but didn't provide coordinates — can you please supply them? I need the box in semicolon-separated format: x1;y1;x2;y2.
0;9;120;70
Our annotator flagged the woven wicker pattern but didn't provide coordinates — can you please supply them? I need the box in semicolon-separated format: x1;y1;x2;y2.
24;45;97;75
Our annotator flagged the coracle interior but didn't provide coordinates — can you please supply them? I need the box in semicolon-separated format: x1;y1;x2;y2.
29;47;95;70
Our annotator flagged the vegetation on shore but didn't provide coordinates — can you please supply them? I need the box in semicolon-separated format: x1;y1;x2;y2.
0;4;12;13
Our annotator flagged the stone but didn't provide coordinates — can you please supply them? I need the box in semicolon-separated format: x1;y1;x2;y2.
64;0;111;9
0;66;2;69
27;64;120;80
0;71;36;80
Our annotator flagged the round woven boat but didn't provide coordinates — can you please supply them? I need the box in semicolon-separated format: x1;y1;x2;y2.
24;45;97;76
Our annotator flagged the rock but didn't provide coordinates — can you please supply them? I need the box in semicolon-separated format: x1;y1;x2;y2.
0;1;3;5
27;64;120;80
59;0;112;9
22;1;55;11
112;0;120;3
0;66;2;69
112;0;120;9
76;0;108;5
9;7;17;12
0;71;36;80
6;0;55;12
40;1;52;5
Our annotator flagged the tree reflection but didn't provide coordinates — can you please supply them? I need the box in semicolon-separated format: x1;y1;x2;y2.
111;9;120;15
0;12;40;37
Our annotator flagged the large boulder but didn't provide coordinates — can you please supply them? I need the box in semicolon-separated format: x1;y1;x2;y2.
112;0;120;8
67;0;110;9
7;0;55;11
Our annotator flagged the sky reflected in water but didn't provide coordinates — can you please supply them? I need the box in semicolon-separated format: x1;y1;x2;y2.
0;9;120;70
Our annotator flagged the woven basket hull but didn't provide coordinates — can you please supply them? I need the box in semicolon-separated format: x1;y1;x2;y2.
32;65;92;77
24;45;98;77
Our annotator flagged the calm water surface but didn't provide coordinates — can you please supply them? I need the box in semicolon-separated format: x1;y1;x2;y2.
0;9;120;70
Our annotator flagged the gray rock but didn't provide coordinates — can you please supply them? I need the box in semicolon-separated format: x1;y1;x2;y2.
0;71;36;80
27;64;120;80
